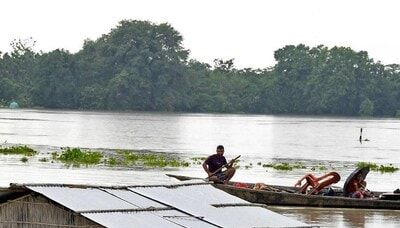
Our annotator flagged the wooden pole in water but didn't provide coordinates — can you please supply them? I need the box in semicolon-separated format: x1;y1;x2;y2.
359;128;363;142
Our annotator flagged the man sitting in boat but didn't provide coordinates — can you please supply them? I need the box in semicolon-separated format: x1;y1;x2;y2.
295;172;340;195
345;173;372;198
203;145;236;184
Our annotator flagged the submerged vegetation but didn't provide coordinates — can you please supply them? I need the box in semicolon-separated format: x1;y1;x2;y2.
356;162;399;173
0;145;37;156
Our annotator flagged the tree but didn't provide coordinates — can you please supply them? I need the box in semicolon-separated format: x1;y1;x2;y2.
0;38;37;106
75;20;189;111
359;98;374;116
32;49;78;108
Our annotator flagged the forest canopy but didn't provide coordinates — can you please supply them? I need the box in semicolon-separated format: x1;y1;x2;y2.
1;20;400;117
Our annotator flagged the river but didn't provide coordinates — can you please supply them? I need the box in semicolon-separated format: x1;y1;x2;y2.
0;108;399;227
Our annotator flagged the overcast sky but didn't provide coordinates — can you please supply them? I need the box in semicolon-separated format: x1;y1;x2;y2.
1;0;400;68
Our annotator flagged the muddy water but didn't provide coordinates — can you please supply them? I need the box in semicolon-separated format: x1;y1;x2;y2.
1;108;400;226
269;207;400;228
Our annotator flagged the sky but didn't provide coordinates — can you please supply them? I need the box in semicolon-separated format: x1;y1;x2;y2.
1;0;400;69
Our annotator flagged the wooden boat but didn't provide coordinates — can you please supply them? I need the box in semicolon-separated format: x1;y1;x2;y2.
167;174;400;210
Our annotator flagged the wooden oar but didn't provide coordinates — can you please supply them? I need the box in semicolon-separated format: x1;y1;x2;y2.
206;155;241;180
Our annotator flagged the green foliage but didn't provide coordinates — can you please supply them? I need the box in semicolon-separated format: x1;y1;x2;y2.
119;151;190;168
2;20;400;117
356;162;399;173
273;163;293;171
0;99;7;107
262;163;274;168
56;148;103;166
39;158;48;162
359;98;374;116
356;161;378;170
106;157;118;166
32;49;79;108
190;157;207;161
0;146;37;156
262;162;306;171
20;156;28;163
318;165;327;171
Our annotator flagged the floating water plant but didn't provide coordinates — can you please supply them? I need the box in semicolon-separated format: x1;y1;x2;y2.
273;163;293;171
106;157;118;166
20;157;28;163
262;163;274;168
356;162;399;173
293;162;307;169
262;162;306;171
39;158;48;162
318;166;327;171
356;162;378;170
117;151;190;168
190;157;206;161
0;145;37;156
55;148;103;166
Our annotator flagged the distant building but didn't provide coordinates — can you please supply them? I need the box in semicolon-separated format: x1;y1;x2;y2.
9;101;19;109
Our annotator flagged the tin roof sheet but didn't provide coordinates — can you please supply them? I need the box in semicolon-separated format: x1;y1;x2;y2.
83;210;217;228
131;184;247;205
28;186;138;211
130;184;309;228
26;183;311;227
101;188;166;209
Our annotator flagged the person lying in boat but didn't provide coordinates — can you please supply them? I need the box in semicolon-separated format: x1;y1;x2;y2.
345;173;373;198
203;145;236;184
295;172;341;195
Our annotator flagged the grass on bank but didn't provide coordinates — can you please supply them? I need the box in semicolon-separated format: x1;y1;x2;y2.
0;145;37;156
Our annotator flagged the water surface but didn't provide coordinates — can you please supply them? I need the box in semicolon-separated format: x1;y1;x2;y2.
1;109;400;227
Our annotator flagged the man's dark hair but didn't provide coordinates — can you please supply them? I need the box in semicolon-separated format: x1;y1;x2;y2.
216;145;224;150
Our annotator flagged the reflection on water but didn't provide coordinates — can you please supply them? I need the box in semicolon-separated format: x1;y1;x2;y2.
269;207;400;228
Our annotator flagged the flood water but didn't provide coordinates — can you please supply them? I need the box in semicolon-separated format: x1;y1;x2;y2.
1;108;400;227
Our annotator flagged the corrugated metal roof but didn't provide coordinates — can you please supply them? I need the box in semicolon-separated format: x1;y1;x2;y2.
101;188;165;209
131;184;247;205
130;184;310;228
83;210;217;228
26;183;311;228
28;186;138;212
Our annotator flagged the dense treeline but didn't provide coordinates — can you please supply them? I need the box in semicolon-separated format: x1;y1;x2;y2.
1;20;400;116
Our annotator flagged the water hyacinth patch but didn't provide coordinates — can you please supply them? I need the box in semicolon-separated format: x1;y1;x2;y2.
262;162;306;171
116;151;190;168
55;148;103;166
39;158;48;162
356;162;399;173
0;145;37;156
20;156;28;163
